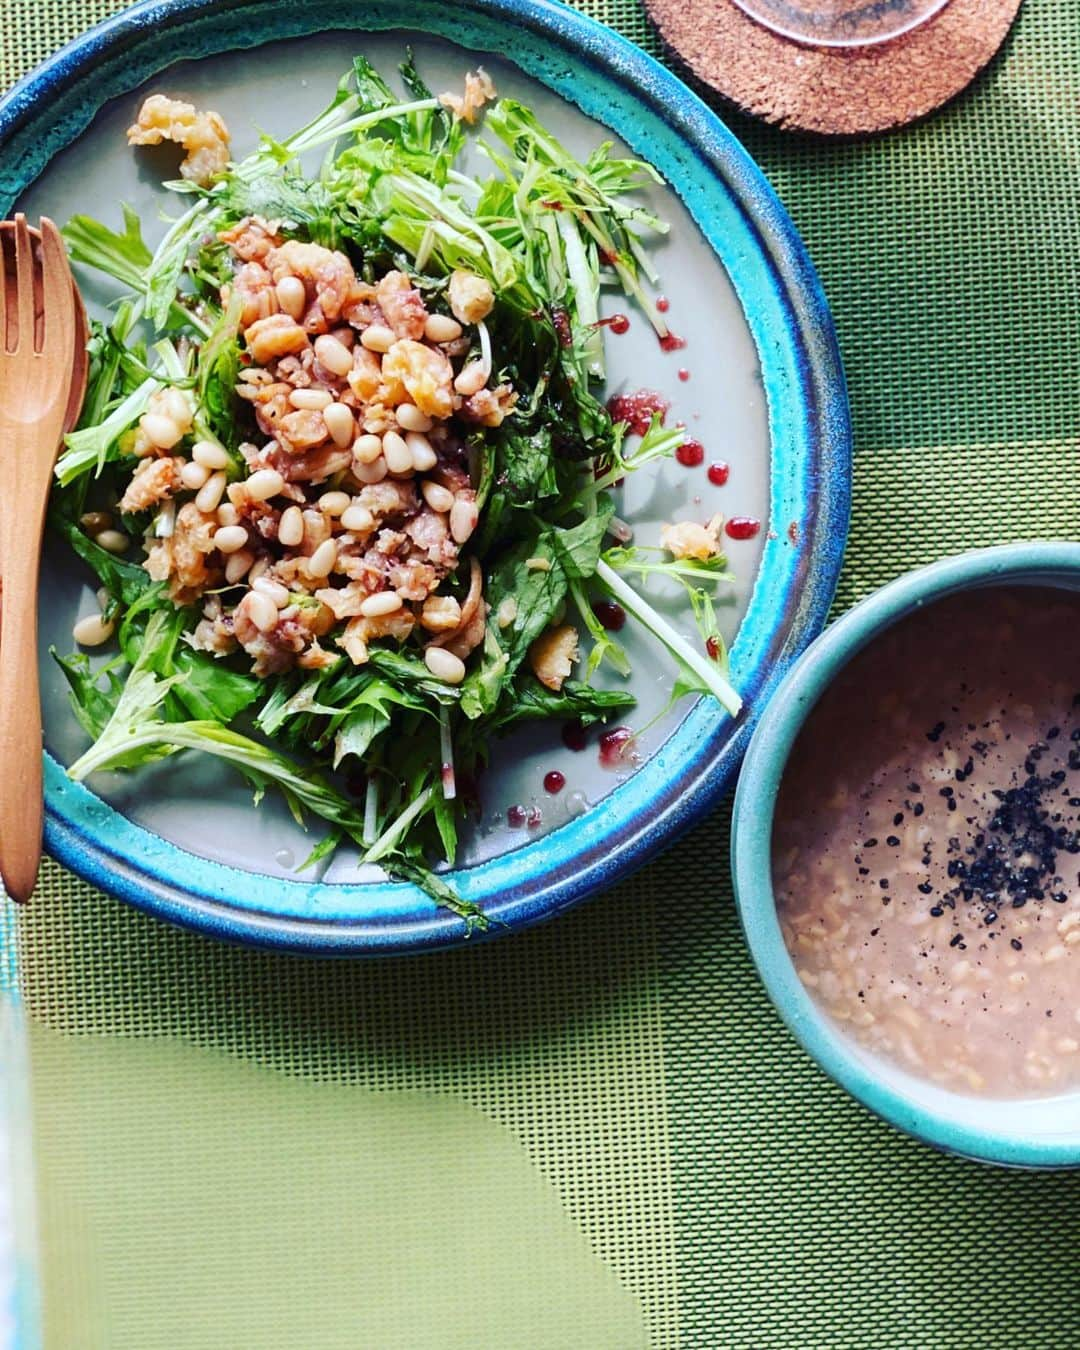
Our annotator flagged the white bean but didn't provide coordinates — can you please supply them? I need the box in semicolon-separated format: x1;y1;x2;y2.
453;361;487;396
323;401;355;448
396;403;433;433
360;591;404;619
421;481;454;513
72;613;115;647
276;275;306;320
195;471;227;513
352;456;388;485
278;505;305;547
314;334;354;376
424;647;466;684
359;324;395;354
245;468;285;501
307;538;338;579
341;505;374;533
406;432;437;472
382;431;413;475
352;433;384;465
140;412;183;450
318;491;351;517
246;590;279;634
213;525;249;554
423;314;462;343
179;460;210;491
192;441;230;470
225;549;254;583
450;498;478;544
94;529;130;554
289;388;332;411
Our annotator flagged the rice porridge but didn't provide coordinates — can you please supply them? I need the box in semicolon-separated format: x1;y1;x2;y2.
773;586;1080;1098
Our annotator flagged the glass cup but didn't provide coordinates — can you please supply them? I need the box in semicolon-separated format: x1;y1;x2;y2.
729;0;952;47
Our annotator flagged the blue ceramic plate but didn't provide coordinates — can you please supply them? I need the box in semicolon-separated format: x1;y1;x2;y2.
0;0;849;952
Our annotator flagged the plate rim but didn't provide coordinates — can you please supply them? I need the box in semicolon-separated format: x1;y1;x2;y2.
1;0;851;953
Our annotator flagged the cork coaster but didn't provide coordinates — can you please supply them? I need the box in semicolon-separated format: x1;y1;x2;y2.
642;0;1023;135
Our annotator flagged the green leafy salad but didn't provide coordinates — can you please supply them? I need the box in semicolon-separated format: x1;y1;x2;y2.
51;54;741;923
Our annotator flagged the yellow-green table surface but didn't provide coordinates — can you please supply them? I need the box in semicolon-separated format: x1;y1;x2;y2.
3;1;1080;1345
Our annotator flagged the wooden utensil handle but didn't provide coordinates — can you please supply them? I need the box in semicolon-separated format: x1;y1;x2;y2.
0;432;51;903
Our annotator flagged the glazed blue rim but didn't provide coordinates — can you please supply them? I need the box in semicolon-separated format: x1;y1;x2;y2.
1;0;850;954
732;543;1080;1168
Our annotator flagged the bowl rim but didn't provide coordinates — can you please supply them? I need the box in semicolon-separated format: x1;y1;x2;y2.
3;0;851;953
731;541;1080;1168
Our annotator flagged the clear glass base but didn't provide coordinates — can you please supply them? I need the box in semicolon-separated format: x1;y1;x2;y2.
729;0;952;48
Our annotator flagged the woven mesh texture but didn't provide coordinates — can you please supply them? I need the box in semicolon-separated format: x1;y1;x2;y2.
4;1;1080;1346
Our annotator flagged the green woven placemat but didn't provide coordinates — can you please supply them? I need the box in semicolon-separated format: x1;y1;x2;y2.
4;2;1080;1346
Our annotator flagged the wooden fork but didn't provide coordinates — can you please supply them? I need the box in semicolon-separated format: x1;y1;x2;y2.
0;216;80;902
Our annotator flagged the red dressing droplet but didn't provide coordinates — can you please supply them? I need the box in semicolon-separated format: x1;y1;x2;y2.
607;390;669;437
658;331;686;353
675;439;705;468
725;516;761;540
706;637;721;661
677;368;690;382
562;720;588;752
598;726;635;769
593;600;626;631
526;806;542;828
543;771;566;794
656;296;670;313
707;461;730;487
594;313;630;335
507;804;527;827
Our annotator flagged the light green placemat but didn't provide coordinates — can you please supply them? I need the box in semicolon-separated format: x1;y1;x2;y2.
4;2;1080;1346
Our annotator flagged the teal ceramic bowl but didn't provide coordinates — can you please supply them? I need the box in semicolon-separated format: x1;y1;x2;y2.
732;543;1080;1168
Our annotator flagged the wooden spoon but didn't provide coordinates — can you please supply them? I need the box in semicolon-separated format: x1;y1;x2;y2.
0;216;87;902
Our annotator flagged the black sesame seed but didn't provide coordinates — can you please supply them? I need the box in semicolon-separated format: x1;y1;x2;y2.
918;882;934;895
950;933;964;948
926;722;946;743
886;836;901;847
930;905;944;917
1011;938;1023;951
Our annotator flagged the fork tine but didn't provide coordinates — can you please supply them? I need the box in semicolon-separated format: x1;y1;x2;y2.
13;214;35;351
38;218;75;365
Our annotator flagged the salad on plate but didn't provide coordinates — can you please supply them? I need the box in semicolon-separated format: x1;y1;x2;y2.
50;53;742;922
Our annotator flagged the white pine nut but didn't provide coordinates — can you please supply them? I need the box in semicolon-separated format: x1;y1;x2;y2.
450;498;478;544
246;590;279;634
193;440;229;470
248;556;271;584
253;576;290;607
406;432;437;472
307;538;338;579
140;412;184;450
216;503;240;528
195;471;227;513
396;403;433;433
421;480;454;513
213;524;249;554
179;460;210;491
318;491;351;517
423;314;462;343
288;388;333;411
353;433;383;465
496;597;518;629
275;275;306;320
245;468;285;501
360;591;403;619
424;646;466;684
453;361;487;396
158;387;193;431
314;334;354;376
225;549;254;583
359;324;395;353
73;613;115;647
382;431;413;475
94;529;130;554
278;505;304;547
323;401;355;448
95;587;110;611
340;504;374;533
352;456;388;484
